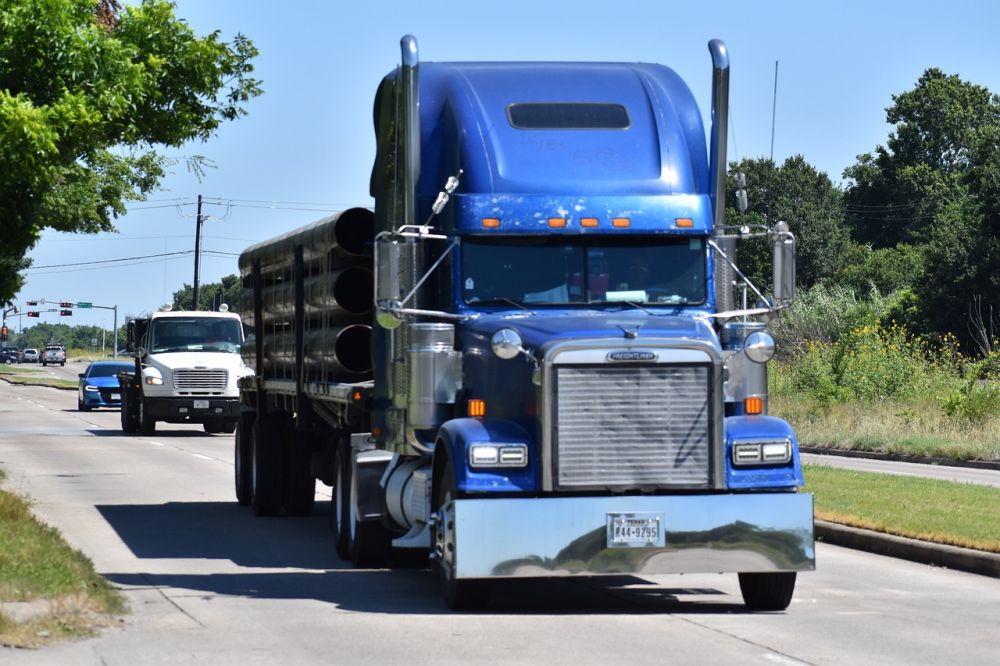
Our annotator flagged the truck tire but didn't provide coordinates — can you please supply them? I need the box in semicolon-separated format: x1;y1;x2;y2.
331;440;351;560
434;459;491;610
250;416;284;516
138;398;156;435
738;572;797;611
345;446;390;567
283;432;315;516
234;412;254;505
121;392;139;434
220;418;237;434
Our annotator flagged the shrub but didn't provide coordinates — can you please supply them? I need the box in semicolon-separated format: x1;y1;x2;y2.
770;283;891;360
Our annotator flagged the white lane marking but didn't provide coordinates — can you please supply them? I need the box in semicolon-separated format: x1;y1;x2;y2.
764;654;813;666
192;454;212;461
149;441;165;447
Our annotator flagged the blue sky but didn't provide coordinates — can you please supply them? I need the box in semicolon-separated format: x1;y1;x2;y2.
10;0;1000;335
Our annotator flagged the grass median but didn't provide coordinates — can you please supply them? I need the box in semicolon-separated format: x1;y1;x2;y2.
0;364;78;390
0;470;126;648
805;464;1000;553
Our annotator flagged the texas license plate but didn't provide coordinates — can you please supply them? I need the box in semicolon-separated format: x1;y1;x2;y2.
607;513;665;548
193;400;210;409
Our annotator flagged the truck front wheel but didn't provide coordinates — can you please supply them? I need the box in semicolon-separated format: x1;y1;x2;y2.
121;392;139;434
331;440;351;560
138;398;156;434
738;572;797;611
434;460;491;610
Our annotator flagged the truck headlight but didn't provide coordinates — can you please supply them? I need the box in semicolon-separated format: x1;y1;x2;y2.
143;367;164;385
468;442;529;468
731;439;791;466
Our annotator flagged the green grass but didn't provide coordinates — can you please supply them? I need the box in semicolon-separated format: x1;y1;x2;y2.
773;395;1000;461
805;464;1000;552
0;470;126;647
0;365;78;390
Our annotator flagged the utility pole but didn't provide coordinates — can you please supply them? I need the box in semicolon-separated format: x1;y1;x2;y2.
192;193;204;311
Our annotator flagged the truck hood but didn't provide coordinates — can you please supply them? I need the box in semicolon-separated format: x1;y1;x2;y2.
145;351;248;373
462;310;720;354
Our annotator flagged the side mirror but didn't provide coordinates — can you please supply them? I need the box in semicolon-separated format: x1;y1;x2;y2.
772;221;796;305
374;234;404;329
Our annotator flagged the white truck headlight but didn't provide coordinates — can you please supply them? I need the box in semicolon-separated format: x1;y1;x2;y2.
143;367;164;386
731;439;791;466
468;442;529;468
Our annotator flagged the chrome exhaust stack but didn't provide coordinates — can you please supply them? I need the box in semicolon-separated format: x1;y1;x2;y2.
708;39;736;312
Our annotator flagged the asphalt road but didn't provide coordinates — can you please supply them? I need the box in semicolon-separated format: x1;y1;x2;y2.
801;452;1000;488
2;381;999;665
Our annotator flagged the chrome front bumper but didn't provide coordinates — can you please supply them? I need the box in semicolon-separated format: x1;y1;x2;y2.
452;493;814;579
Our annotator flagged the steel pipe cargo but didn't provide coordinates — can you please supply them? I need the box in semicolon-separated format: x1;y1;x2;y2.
239;207;374;276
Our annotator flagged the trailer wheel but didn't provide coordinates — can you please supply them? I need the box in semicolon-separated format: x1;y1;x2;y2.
138;398;156;435
234;412;255;505
283;431;316;516
434;460;491;610
121;392;139;434
738;572;797;611
250;417;283;516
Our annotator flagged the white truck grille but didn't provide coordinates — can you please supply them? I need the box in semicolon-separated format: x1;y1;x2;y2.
173;369;228;392
553;365;711;489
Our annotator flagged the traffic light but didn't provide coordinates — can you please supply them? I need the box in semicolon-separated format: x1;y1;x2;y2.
60;309;73;316
60;302;73;308
1;325;7;341
26;300;38;306
27;312;39;318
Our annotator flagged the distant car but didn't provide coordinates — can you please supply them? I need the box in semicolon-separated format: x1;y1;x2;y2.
22;348;39;363
42;344;67;367
1;349;18;365
78;361;134;411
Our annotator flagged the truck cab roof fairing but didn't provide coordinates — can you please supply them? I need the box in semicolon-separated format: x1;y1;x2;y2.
371;61;709;201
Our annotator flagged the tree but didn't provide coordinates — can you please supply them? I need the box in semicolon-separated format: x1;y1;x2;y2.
843;69;1000;345
725;156;848;292
171;274;242;312
0;0;262;300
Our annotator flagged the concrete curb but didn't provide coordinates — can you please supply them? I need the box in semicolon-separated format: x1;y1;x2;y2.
801;446;1000;471
816;520;1000;579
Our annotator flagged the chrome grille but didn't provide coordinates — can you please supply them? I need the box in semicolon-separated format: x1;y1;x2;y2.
173;369;228;392
554;365;710;489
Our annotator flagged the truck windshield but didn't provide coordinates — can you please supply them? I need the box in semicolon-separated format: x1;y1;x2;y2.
462;236;706;306
149;317;242;354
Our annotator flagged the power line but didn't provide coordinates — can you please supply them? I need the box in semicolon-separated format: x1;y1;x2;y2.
27;250;193;270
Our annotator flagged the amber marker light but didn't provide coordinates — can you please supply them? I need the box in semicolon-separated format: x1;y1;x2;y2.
580;217;599;228
482;218;501;228
353;390;363;402
612;217;631;228
548;218;567;228
675;218;694;228
468;399;486;417
744;396;764;415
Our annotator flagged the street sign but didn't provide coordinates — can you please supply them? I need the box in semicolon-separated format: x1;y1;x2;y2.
77;302;93;308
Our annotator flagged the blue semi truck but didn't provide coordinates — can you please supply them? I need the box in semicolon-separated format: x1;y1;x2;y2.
235;36;814;610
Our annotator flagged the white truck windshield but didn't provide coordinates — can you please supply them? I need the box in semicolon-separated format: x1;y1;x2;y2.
149;317;242;353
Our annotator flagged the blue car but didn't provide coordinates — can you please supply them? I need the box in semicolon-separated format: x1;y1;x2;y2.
78;361;134;411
